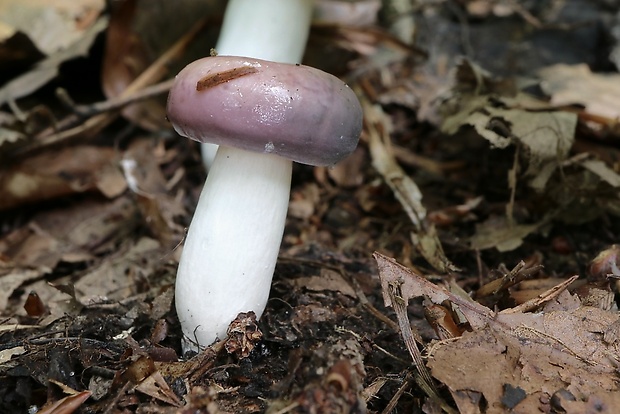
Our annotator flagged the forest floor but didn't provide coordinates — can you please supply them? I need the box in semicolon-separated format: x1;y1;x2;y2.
1;0;620;413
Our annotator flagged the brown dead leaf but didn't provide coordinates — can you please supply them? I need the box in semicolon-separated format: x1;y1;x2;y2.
74;237;160;305
375;253;620;413
38;389;92;414
101;0;165;131
427;197;482;227
539;64;620;120
38;196;138;253
0;0;104;55
511;278;580;308
428;310;620;413
588;245;620;281
374;252;495;331
0;16;107;107
23;290;47;317
288;183;321;220
291;268;356;297
442;94;577;191
469;214;550;252
291;304;337;330
120;139;186;246
0;146;126;211
135;371;181;407
441;60;578;192
0;225;62;268
0;268;44;313
326;146;366;188
0;196;141;318
101;0;225;130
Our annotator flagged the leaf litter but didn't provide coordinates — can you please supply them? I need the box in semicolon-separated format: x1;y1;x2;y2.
1;0;620;413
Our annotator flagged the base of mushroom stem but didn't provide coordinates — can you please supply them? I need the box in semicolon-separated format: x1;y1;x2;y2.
175;146;293;353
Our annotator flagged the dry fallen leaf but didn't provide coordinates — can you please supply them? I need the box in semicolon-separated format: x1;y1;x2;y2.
469;214;549;252
0;0;104;56
0;196;142;319
74;237;161;305
539;63;620;120
374;253;620;414
135;371;182;407
290;268;356;297
0;269;44;314
441;94;577;191
0;15;107;106
288;182;321;220
101;0;227;130
0;146;126;211
37;390;92;414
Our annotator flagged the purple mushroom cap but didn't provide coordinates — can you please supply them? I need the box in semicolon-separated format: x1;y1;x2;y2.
167;56;363;166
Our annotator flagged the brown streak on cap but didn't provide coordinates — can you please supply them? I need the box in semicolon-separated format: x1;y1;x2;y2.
196;66;259;91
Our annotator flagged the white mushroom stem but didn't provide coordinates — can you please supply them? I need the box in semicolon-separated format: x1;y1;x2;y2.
177;147;292;351
201;0;314;166
175;0;313;352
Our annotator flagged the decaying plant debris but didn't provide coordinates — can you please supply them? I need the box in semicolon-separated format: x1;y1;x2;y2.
1;0;620;413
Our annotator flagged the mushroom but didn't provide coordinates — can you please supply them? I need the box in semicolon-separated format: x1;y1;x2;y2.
168;56;362;352
200;0;314;167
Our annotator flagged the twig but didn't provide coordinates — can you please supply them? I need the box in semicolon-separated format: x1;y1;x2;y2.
380;373;413;414
385;278;457;412
187;340;226;383
103;381;132;414
387;281;435;391
500;275;578;314
56;78;175;118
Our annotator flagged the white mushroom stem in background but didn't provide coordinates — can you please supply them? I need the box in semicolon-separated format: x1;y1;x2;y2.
200;0;314;166
176;147;291;351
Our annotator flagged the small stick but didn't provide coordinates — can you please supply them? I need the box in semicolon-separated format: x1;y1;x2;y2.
57;78;175;118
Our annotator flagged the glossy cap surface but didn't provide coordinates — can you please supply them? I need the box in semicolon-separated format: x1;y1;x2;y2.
167;56;362;166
